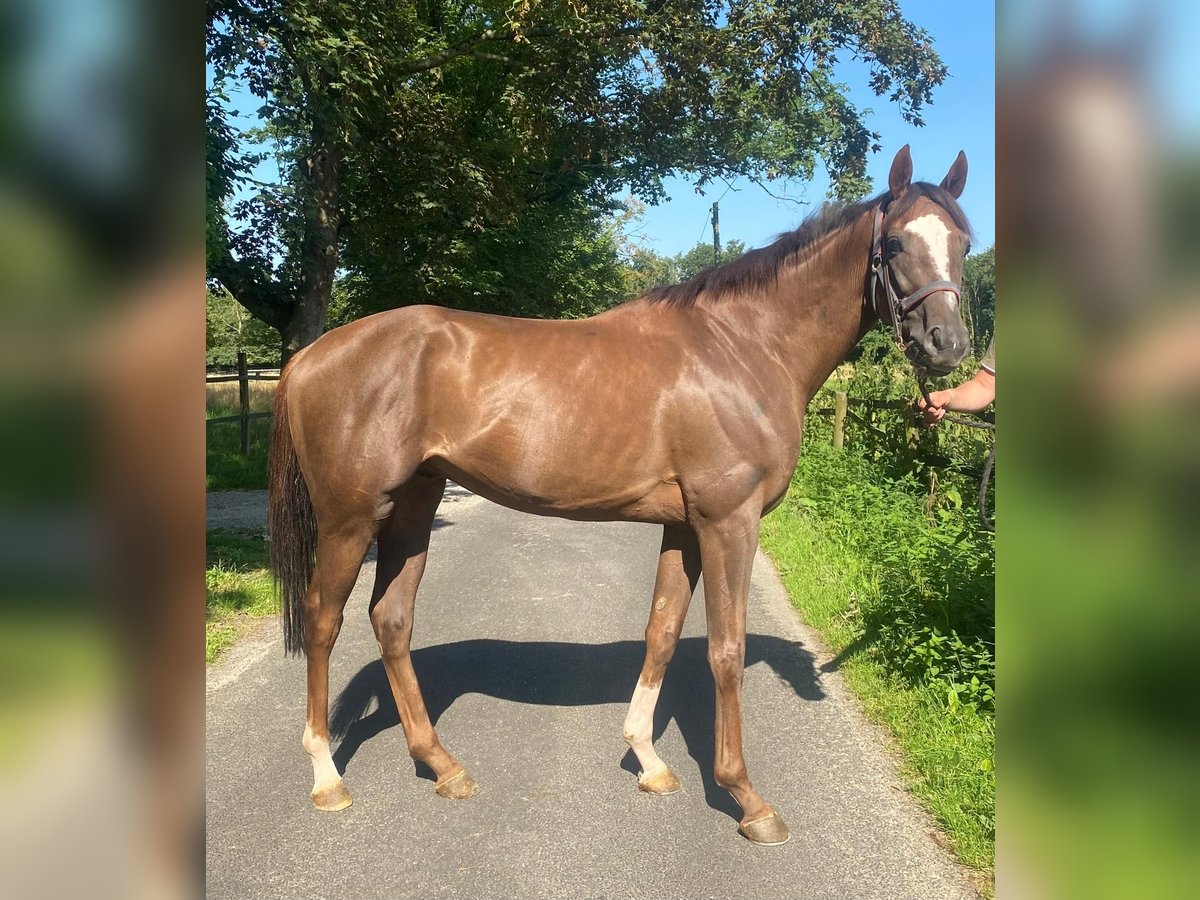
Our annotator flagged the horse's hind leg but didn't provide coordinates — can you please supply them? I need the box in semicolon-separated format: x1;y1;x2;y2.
623;525;701;794
303;522;377;810
369;475;478;800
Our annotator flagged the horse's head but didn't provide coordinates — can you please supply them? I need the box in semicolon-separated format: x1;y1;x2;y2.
873;146;974;376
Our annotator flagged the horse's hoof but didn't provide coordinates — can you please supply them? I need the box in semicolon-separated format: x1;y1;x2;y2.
637;766;682;795
434;769;479;800
738;809;790;846
311;780;353;811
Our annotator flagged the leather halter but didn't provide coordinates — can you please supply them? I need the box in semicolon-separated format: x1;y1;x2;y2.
868;202;962;352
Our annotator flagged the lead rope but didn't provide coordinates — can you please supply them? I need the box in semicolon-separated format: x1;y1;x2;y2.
914;370;995;531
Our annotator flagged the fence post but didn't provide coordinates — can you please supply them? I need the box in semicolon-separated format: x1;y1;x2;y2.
238;351;250;456
833;391;848;450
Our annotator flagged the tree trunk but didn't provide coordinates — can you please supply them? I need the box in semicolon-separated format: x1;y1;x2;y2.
281;116;341;368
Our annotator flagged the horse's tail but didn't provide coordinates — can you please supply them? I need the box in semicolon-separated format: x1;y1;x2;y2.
268;363;316;656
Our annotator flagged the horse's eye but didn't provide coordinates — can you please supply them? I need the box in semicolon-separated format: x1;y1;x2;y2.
965;241;972;257
886;236;902;257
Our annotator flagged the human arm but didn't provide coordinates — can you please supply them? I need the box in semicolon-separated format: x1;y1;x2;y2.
918;368;995;424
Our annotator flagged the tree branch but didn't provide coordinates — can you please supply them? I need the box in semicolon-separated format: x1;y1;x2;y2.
209;247;294;331
470;50;527;67
752;177;809;208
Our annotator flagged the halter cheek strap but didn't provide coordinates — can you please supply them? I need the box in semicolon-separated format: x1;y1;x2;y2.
868;204;962;350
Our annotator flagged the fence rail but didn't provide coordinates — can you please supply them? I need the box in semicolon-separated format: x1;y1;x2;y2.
206;352;281;454
812;389;996;529
814;390;993;449
205;372;281;384
206;411;273;427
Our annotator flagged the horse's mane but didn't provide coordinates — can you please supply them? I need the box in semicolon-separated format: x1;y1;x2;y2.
642;183;972;307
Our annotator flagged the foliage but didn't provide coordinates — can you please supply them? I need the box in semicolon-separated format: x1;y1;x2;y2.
622;245;682;299
675;239;748;281
206;93;248;270
207;0;952;349
346;194;629;318
207;526;271;571
206;529;276;662
962;245;995;356
784;441;995;710
619;235;747;297
206;286;281;367
820;330;993;469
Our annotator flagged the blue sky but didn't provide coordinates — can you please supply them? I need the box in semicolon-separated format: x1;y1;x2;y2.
633;1;996;257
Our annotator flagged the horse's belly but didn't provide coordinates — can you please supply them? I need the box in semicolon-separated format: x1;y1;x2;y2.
424;454;687;525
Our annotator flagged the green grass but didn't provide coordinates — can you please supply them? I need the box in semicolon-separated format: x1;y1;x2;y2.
206;409;271;491
206;528;277;663
761;463;995;889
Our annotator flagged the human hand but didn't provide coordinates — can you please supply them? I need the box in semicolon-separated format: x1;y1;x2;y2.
917;389;955;426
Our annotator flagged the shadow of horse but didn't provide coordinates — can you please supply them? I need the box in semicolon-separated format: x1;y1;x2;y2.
331;635;824;821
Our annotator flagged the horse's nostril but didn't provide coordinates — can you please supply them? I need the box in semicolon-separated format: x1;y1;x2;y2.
929;326;944;351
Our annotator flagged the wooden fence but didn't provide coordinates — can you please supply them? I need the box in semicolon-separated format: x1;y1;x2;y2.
206;352;280;454
818;392;922;449
814;390;994;476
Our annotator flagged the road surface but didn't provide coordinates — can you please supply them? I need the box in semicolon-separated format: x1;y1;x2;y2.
206;486;976;899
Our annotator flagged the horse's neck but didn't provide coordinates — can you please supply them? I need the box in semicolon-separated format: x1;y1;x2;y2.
705;214;875;404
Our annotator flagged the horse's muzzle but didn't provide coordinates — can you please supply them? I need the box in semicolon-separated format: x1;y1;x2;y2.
911;320;969;376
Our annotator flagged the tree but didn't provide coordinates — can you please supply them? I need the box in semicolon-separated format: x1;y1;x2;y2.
207;1;951;360
623;246;681;299
206;94;245;272
962;245;995;356
344;190;629;319
618;235;747;298
675;240;748;281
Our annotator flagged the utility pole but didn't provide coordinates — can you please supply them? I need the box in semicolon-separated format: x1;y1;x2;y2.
711;201;721;263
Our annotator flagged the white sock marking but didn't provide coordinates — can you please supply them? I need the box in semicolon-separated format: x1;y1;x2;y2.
622;682;665;778
304;726;342;792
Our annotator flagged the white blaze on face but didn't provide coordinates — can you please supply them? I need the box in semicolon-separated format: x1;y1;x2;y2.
902;213;957;309
622;682;666;778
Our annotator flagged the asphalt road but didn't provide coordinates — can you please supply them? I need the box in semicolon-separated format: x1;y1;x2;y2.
206;486;977;900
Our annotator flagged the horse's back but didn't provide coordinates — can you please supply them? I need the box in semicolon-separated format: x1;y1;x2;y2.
285;303;701;523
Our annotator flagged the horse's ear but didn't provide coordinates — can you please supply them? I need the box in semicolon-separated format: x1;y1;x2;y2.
940;150;968;199
888;145;913;199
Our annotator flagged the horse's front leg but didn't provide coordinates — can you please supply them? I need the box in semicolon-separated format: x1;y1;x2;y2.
623;525;701;794
695;506;790;846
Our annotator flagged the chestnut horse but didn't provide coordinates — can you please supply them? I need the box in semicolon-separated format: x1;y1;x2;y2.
268;146;972;845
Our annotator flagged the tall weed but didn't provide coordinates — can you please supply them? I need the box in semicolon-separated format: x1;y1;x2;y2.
787;435;995;713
